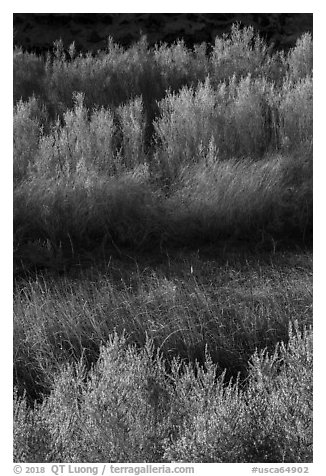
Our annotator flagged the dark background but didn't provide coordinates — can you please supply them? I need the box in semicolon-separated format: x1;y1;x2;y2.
13;13;313;54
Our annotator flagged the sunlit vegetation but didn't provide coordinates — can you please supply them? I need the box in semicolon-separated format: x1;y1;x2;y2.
13;25;313;463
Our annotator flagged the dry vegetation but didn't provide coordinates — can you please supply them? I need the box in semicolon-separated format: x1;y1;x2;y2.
13;25;313;463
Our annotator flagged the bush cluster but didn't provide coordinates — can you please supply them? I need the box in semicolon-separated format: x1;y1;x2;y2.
14;323;312;463
14;26;313;114
13;26;313;268
13;24;313;463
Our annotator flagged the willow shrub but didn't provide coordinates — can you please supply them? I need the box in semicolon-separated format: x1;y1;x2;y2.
13;96;46;183
210;24;269;84
44;37;163;117
45;39;118;113
278;76;313;152
13;28;313;257
14;324;312;463
154;40;208;92
34;93;118;177
13;93;158;260
14;29;313;124
154;76;280;183
225;75;279;157
286;32;313;82
117;96;147;169
164;323;312;463
153;78;222;182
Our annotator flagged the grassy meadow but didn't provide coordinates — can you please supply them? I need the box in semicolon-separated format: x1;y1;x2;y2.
13;25;313;463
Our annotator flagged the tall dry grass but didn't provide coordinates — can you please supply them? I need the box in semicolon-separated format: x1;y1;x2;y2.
14;251;312;402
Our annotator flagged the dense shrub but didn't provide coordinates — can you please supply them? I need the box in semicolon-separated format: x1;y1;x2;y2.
14;324;312;462
164;323;312;463
153;79;222;181
35;93;118;178
209;24;269;84
117;96;147;168
13;25;313;464
13;29;313;261
154;75;285;183
13;28;313;126
224;75;279;156
43;37;162;118
154;40;208;92
13;96;45;183
278;76;313;152
45;39;118;113
286;32;313;81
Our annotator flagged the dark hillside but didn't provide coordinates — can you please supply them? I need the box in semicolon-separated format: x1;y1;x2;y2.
14;13;312;54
